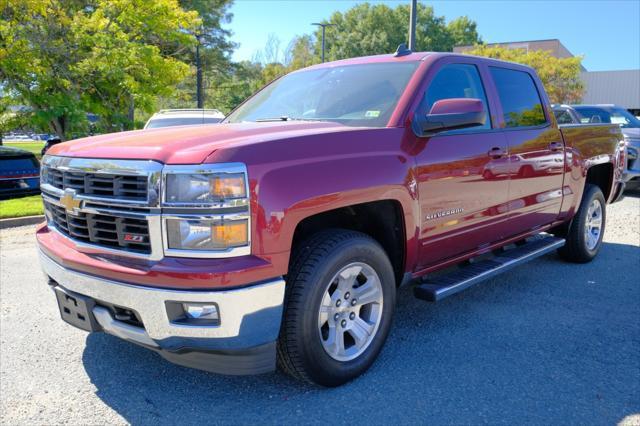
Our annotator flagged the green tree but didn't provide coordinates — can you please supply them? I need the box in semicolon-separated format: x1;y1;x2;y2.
1;0;203;139
465;45;584;103
205;60;263;113
307;3;481;63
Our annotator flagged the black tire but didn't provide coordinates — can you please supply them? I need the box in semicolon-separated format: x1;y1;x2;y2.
482;169;494;180
558;184;606;263
277;229;396;387
518;165;535;178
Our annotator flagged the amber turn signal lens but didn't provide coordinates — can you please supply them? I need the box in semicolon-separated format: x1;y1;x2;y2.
211;175;246;199
211;221;248;247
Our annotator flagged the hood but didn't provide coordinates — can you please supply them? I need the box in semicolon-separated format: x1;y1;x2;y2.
48;121;357;164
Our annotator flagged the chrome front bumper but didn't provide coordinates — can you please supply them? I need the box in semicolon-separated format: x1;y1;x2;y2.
40;251;286;374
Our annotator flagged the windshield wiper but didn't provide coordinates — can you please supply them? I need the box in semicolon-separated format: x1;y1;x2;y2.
255;116;293;122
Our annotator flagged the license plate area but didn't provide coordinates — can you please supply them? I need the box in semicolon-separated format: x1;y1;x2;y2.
54;287;101;332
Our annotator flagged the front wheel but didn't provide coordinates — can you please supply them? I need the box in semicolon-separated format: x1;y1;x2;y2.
558;184;606;263
277;229;396;386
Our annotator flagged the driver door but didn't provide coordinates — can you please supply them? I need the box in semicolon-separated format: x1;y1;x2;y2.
413;61;511;270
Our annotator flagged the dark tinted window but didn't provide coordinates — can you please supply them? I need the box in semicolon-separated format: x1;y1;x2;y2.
490;67;547;128
554;109;575;124
0;157;39;172
425;63;490;130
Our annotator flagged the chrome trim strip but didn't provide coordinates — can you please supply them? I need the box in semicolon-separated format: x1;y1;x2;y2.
41;156;163;207
93;306;159;348
41;250;285;340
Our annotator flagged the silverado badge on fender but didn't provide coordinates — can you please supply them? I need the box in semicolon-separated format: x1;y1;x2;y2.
425;207;464;220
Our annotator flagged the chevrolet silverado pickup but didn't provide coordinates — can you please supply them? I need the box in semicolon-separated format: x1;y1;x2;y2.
37;51;626;387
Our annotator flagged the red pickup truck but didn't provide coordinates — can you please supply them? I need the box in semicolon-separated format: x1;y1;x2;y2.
37;51;626;387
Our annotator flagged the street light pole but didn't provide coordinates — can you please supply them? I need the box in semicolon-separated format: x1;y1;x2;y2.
312;22;335;63
409;0;417;51
195;33;204;108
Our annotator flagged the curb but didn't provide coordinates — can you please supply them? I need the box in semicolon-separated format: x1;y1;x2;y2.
0;215;45;230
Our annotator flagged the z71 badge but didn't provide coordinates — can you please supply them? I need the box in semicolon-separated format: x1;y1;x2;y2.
425;207;464;221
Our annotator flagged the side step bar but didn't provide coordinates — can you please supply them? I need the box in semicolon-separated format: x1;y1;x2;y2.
414;235;565;302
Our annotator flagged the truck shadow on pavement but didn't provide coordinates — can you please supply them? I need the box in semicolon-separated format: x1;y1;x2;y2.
82;242;640;425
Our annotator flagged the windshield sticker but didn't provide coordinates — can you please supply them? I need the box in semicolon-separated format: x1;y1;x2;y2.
365;110;381;118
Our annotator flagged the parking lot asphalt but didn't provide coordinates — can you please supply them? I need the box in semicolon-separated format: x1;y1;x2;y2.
1;193;639;426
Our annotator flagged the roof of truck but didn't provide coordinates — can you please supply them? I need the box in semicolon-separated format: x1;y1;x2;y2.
303;51;536;74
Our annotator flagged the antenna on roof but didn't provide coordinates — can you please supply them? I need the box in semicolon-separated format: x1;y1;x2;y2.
394;43;412;57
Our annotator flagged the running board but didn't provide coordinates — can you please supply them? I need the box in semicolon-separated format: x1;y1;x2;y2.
414;235;565;302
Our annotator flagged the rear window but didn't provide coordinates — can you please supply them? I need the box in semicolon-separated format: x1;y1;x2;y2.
554;109;575;125
490;67;547;128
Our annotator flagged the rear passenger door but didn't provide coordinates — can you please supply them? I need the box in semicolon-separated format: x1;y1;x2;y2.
489;67;565;234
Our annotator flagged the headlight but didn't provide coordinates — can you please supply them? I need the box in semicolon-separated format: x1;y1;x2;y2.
164;172;247;205
166;217;249;250
161;163;251;257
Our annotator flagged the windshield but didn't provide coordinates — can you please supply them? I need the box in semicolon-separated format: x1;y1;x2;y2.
225;62;420;127
573;106;640;128
146;116;222;129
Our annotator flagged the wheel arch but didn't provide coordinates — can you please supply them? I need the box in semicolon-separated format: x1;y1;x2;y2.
289;199;409;286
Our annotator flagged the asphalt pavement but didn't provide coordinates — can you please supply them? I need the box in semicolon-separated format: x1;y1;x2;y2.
1;193;639;425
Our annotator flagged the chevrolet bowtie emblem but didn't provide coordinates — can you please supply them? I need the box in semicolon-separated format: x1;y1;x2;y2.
60;189;82;214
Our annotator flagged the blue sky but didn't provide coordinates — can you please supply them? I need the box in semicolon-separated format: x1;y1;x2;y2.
227;0;640;71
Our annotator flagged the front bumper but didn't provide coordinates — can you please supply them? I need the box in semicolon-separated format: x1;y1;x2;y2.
623;142;640;182
40;251;286;375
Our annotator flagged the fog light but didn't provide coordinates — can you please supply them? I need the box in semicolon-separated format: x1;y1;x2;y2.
166;301;220;326
184;303;219;320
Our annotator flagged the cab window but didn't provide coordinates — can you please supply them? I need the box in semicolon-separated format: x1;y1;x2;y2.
424;63;491;130
490;67;547;128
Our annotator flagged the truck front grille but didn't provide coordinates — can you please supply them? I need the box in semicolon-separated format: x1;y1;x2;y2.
44;201;151;254
44;168;148;201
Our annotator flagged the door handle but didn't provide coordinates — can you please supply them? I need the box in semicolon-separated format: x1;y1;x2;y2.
549;141;564;152
487;147;506;159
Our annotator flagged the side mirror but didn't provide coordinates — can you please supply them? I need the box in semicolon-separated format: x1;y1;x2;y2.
412;98;486;137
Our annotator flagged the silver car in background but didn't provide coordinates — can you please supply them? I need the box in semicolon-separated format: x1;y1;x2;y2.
552;104;640;185
144;109;225;129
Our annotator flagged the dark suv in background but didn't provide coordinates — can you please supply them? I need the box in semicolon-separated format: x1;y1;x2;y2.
552;104;640;185
0;146;41;200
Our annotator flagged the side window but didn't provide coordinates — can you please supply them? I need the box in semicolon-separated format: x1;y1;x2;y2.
490;67;547;128
425;64;491;130
554;109;574;125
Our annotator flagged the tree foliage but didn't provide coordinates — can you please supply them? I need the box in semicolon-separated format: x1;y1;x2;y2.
465;45;585;103
203;3;481;115
310;3;481;62
0;0;204;139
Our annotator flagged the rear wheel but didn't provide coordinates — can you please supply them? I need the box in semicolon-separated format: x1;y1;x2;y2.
277;229;395;386
558;184;606;263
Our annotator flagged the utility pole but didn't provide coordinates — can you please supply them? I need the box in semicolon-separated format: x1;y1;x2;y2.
409;0;417;51
312;22;334;63
195;33;204;108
